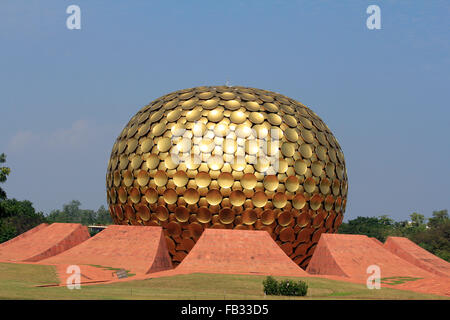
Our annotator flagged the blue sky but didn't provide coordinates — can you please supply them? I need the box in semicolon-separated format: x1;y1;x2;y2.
0;0;449;221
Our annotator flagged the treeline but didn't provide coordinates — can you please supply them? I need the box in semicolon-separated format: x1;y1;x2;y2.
46;200;112;225
338;210;450;262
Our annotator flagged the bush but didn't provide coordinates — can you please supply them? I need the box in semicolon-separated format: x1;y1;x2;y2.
263;276;308;296
262;276;279;295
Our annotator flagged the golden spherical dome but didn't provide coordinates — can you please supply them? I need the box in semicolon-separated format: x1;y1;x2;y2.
106;86;348;268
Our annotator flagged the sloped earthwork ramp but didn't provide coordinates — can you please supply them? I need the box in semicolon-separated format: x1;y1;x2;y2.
0;223;89;262
41;225;172;274
175;229;308;276
384;236;450;278
306;234;434;280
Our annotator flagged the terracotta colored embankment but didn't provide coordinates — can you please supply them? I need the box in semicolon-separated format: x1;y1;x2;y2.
384;236;450;278
370;237;384;246
0;223;48;248
0;223;90;262
41;225;172;275
174;229;308;276
306;234;434;280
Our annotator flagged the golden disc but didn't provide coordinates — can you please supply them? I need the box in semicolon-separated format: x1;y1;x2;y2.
279;227;295;242
285;128;298;142
267;113;282;125
144;188;158;204
145;154;160;170
202;98;219;109
230;110;247;124
173;170;188;187
249;112;264;124
155;205;169;221
181;98;198;109
188;222;204;238
220;91;236;100
245;101;260;111
174;207;190;223
166;109;181;123
241;173;257;189
184;188;200;204
285;176;299;192
154;170;168;186
157;137;172;152
197;207;212;223
324;195;335;211
129;187;140;204
320;178;331;195
230;190;246;206
261;209;275;225
294;159;307;175
273;192;287;208
278;211;293;227
136;204;150;222
219;208;235;224
198;91;214;99
264;102;278;112
292;193;306;209
167;221;181;236
301;129;315;143
310;194;323;210
206;189;222;205
137;170;149;187
163;188;177;204
218;172;234;188
299;143;313;158
283;115;297;127
242;209;257;225
263;175;279;191
224;100;241;110
304;177;316;193
207;109;224;122
281;142;295;157
252;191;268;207
130;155;143;170
311;161;324;177
123;170;133;187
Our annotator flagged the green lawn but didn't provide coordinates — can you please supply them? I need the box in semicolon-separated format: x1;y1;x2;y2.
0;262;447;300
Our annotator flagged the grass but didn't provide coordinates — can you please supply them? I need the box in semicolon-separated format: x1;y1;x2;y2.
380;276;423;285
0;262;447;300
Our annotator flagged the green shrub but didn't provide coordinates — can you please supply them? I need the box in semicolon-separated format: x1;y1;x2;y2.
262;276;279;295
263;276;308;296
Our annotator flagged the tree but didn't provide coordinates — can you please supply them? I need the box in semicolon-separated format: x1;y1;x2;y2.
0;153;10;201
46;200;112;225
338;216;401;242
95;205;112;225
410;212;426;227
0;199;47;242
427;210;449;229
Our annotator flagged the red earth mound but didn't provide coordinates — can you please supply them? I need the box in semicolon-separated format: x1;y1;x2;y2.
174;229;308;276
384;236;450;278
0;223;90;262
41;225;172;274
306;234;434;280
